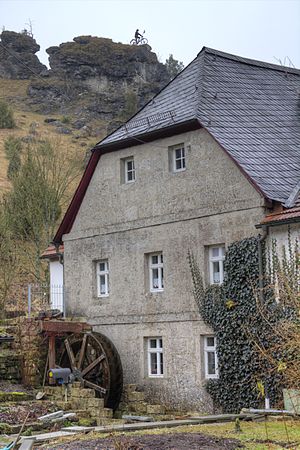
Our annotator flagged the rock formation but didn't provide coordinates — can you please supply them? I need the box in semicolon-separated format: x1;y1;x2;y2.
0;30;47;79
0;31;171;132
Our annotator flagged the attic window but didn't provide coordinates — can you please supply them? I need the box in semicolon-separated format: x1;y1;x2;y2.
121;157;136;184
169;144;186;173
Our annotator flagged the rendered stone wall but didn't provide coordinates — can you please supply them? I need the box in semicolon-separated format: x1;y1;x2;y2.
63;129;266;410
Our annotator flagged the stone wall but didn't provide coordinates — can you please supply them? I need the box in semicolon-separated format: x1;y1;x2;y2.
17;318;47;386
63;129;266;411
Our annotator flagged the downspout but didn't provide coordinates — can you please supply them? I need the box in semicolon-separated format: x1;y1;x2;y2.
258;224;268;304
257;223;269;409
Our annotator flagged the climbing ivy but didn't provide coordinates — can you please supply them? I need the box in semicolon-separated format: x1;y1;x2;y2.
189;236;285;413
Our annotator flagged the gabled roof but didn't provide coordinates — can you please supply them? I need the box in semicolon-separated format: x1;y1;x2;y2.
98;47;300;204
53;47;300;244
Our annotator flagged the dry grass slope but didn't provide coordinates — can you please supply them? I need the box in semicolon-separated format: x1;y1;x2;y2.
0;78;107;197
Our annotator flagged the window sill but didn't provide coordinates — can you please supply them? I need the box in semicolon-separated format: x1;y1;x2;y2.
173;168;186;173
150;289;164;293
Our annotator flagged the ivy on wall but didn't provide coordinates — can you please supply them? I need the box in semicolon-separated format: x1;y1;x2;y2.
189;236;284;413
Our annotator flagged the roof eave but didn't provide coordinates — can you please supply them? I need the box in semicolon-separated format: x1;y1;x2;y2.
256;216;300;228
95;119;201;152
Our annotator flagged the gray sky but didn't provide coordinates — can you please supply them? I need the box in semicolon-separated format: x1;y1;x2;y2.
1;0;300;68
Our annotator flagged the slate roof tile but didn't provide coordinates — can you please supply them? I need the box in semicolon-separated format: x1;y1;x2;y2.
96;47;300;205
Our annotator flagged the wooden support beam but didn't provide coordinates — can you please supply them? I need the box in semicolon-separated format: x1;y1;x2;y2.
48;334;56;385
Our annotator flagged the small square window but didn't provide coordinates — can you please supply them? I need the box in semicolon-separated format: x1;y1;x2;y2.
148;253;164;292
96;259;109;297
147;337;163;377
169;144;186;173
209;245;225;285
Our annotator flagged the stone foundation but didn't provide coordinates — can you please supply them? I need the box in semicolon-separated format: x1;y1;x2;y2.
44;382;117;426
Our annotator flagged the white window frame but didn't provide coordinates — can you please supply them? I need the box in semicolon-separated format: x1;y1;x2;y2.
149;253;164;292
204;336;219;379
96;260;109;297
209;245;225;285
124;157;136;183
172;144;185;172
147;337;164;377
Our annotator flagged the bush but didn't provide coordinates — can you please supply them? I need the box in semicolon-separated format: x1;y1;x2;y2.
0;101;15;128
4;136;22;179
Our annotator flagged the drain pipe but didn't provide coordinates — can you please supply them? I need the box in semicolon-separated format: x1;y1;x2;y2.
257;224;269;410
258;224;268;305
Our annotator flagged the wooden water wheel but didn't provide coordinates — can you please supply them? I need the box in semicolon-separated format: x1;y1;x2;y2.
59;331;123;410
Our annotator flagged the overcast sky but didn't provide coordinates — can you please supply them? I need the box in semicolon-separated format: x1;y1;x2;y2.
1;0;300;69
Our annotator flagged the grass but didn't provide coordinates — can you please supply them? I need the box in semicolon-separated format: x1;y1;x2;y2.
42;419;300;449
0;78;109;198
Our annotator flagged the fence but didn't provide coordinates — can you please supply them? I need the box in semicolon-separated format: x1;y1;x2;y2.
27;283;65;317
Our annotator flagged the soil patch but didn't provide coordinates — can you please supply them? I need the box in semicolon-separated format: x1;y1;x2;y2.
48;432;244;449
0;401;57;425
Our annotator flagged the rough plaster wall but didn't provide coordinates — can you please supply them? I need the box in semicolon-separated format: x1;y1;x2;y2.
70;128;264;238
63;128;266;410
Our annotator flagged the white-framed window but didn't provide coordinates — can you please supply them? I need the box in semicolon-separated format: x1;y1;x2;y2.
172;144;185;172
124;157;135;183
209;245;225;284
96;260;109;297
149;253;164;292
204;336;218;379
148;337;163;377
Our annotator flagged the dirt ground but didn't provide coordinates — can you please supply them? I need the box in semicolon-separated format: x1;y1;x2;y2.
47;432;244;450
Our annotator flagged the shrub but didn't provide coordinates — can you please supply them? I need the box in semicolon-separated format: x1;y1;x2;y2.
0;101;15;128
4;136;22;179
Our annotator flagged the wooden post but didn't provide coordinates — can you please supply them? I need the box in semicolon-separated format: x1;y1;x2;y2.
48;334;56;385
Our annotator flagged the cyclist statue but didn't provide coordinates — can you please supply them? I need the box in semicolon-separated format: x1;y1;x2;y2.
130;29;148;45
135;29;143;43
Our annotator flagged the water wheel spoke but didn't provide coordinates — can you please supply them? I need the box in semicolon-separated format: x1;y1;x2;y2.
83;379;107;395
78;333;88;370
81;354;105;377
64;338;77;370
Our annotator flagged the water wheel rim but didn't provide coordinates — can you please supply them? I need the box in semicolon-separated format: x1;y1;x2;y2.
60;332;110;399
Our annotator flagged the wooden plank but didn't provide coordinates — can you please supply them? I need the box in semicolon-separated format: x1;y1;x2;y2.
78;333;88;370
18;438;36;450
40;320;92;334
48;335;56;385
84;379;107;395
81;354;105;377
38;410;64;422
64;338;77;371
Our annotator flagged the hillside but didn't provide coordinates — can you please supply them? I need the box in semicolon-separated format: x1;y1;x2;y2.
0;30;172;195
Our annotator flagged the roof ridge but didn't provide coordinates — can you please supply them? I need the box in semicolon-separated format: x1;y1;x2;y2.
195;50;205;122
199;46;300;75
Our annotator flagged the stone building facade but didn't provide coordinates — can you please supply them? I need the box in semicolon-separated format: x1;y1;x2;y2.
62;128;266;410
48;47;300;411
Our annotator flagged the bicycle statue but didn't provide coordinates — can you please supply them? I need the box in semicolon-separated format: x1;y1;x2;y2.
130;29;148;45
